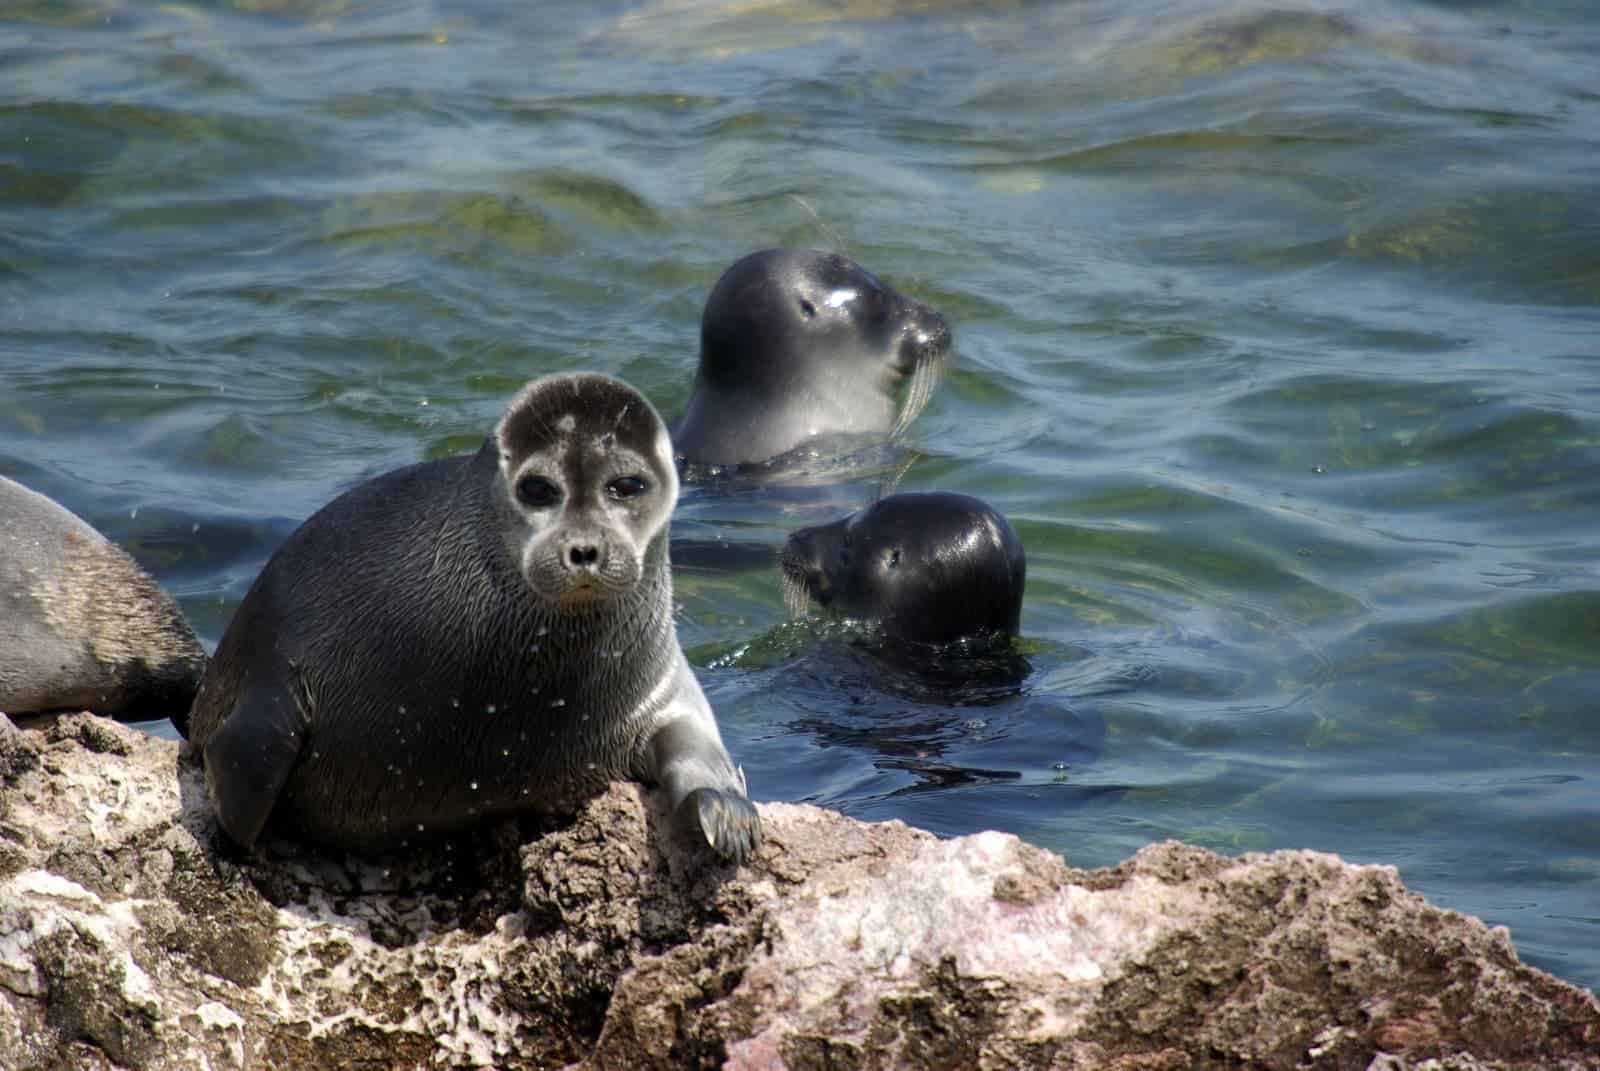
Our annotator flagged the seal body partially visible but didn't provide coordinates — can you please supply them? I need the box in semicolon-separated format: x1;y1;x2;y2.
0;476;205;719
674;248;952;467
187;373;760;861
781;492;1025;646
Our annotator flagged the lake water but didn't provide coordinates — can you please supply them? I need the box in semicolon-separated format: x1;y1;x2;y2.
3;0;1597;991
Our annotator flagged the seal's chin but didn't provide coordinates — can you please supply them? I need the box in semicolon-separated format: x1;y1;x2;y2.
552;583;612;608
526;570;635;610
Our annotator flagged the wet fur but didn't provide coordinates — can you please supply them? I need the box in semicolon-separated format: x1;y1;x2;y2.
781;492;1026;646
674;248;951;467
187;374;759;860
0;476;204;720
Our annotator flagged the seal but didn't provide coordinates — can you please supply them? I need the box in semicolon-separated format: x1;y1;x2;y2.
780;492;1025;646
186;373;761;862
0;475;206;720
673;248;952;468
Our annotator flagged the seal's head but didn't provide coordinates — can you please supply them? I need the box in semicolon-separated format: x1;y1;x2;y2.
675;248;952;467
781;491;1024;645
496;372;678;607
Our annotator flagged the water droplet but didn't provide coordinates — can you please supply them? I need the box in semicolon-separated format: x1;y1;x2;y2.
502;748;510;757
551;698;566;708
962;719;986;732
398;705;407;715
1311;465;1326;475
469;781;479;791
486;704;497;714
536;626;549;637
416;823;426;832
1052;762;1068;771
450;697;460;708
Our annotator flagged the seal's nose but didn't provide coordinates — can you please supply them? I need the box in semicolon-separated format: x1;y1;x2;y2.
563;538;604;573
909;305;951;354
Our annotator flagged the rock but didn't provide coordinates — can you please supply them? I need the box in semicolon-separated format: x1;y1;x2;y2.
0;713;1594;1071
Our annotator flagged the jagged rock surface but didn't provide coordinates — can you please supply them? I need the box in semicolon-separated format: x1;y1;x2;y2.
0;713;1595;1071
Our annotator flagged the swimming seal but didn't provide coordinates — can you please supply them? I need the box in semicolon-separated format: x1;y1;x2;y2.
780;491;1025;646
0;476;205;720
673;248;952;467
186;373;761;862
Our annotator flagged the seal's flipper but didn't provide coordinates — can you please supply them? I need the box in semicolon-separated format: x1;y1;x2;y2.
677;786;762;864
648;718;762;864
202;687;308;850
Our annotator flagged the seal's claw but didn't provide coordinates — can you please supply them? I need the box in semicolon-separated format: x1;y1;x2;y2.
678;787;762;864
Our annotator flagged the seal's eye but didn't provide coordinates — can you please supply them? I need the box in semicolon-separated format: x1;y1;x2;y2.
607;475;649;500
798;298;817;319
516;475;561;509
886;549;901;568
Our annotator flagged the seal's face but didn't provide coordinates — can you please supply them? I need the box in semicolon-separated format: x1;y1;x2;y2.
780;492;1025;644
496;373;677;607
680;249;953;465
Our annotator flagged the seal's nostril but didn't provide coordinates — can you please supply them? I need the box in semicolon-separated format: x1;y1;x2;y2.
568;544;600;568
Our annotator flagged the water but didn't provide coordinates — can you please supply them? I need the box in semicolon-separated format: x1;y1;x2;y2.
3;0;1598;990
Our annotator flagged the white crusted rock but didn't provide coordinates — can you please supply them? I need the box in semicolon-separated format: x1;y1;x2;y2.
0;713;1595;1071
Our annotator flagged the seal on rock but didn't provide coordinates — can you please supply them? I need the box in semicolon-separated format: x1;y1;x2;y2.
0;476;206;720
186;373;761;862
780;491;1025;646
673;248;952;468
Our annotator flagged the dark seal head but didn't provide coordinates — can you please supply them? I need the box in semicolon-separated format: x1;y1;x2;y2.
781;492;1025;646
187;372;760;863
673;248;952;467
0;476;205;720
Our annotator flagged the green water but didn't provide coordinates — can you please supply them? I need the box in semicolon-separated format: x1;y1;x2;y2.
2;0;1597;989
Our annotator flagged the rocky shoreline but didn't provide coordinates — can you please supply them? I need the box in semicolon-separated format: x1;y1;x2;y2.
1;712;1595;1070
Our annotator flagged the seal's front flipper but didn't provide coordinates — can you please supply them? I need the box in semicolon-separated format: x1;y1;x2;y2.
202;687;308;850
677;785;762;864
647;717;762;864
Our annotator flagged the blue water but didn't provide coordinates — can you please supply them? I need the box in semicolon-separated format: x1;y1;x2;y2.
2;0;1597;990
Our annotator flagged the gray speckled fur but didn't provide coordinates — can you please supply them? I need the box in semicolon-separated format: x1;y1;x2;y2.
0;476;204;719
187;373;759;861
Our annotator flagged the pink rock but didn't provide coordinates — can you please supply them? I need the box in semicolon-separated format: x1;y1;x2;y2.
1;713;1595;1070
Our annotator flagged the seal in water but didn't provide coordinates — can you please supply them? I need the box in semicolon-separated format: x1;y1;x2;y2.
186;373;761;862
0;476;206;720
673;248;952;468
780;491;1025;646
